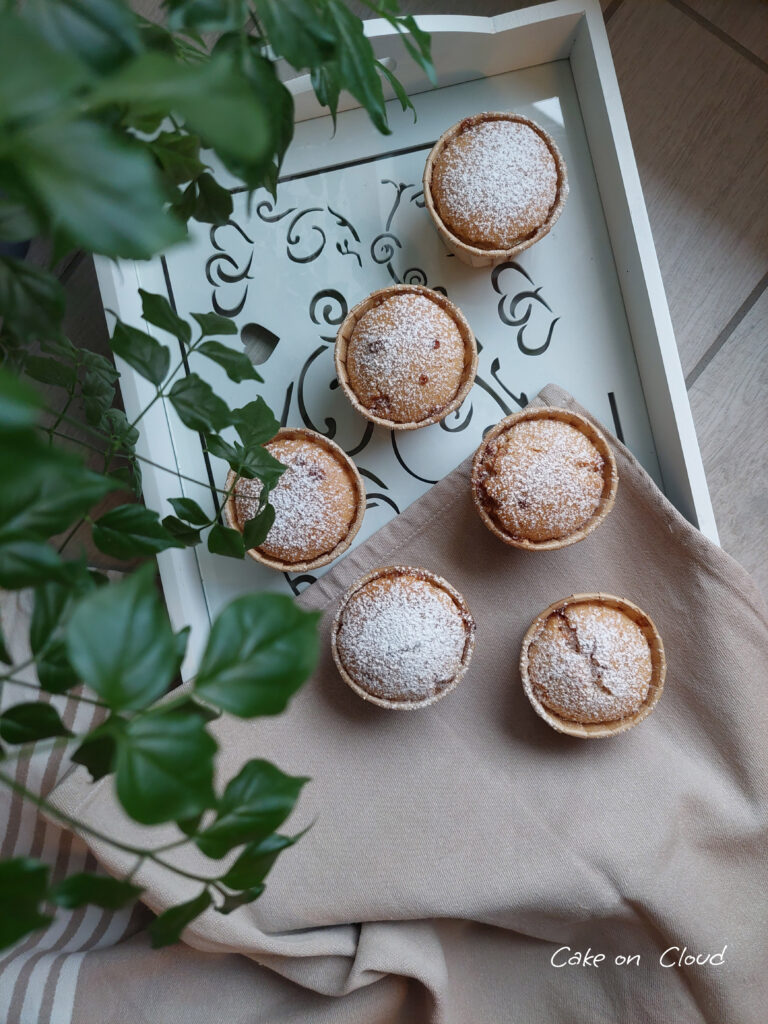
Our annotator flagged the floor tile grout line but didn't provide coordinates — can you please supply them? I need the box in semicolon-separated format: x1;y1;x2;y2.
602;0;625;23
685;271;768;389
666;0;768;75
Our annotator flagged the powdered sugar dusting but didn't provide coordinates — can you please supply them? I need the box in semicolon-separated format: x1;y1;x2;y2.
234;438;357;564
346;293;466;424
432;119;558;249
336;573;470;701
528;603;653;724
480;419;605;542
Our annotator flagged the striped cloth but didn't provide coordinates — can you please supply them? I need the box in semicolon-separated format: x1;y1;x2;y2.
0;588;148;1024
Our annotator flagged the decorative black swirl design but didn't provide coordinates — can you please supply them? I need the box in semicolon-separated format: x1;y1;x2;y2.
367;493;400;513
490;358;528;410
283;573;317;596
310;289;348;328
297;345;337;439
210;221;254;249
358;467;400;513
439;402;473;433
206;221;254;317
390;431;439;485
254;200;295;223
256;202;362;265
492;261;559;356
345;421;374;458
401;267;428;286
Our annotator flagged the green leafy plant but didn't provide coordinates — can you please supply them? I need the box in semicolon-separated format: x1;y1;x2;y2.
0;0;432;949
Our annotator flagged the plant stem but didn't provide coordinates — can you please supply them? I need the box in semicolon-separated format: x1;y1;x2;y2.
0;771;226;888
0;675;109;709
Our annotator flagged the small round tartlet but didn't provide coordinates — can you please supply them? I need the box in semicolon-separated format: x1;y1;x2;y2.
224;427;365;572
520;593;666;738
471;407;618;551
331;566;476;710
335;284;477;430
423;112;568;268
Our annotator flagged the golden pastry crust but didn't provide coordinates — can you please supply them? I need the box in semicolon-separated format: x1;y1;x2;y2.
331;566;476;709
527;602;653;725
227;429;365;570
479;419;604;542
519;593;666;739
430;117;558;250
346;293;465;424
335;285;478;431
471;408;618;550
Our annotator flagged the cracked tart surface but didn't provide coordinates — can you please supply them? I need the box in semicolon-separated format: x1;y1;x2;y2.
520;594;666;738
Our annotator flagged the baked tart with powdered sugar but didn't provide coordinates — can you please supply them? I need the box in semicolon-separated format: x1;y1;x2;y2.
335;284;477;430
520;593;666;738
331;566;476;709
423;112;568;268
224;427;365;572
471;407;618;550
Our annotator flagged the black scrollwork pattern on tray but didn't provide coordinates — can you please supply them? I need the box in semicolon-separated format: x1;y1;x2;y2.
197;161;587;589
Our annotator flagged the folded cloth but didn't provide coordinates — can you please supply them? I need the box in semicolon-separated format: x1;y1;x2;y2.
47;385;768;1024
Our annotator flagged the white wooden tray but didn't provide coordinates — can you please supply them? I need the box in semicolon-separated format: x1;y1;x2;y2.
95;0;717;668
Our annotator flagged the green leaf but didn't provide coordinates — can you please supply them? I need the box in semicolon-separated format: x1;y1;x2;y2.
66;563;177;710
165;0;245;34
192;173;233;226
12;120;185;260
0;858;52;951
216;886;264;914
81;353;118;426
197;341;262;383
148;889;211;949
71;725;119;781
0;201;40;243
161;515;201;547
242;502;275;549
195;594;320;717
0;620;11;665
0;257;66;341
92;504;185;559
325;1;389;134
168;497;209;526
231;397;279;447
0;703;71;745
168;373;230;433
220;832;297;890
25;0;143;74
196;759;308;858
115;709;217;825
0;539;63;589
0;436;115;539
251;0;334;69
376;60;415;120
37;638;78;694
90;52;271;174
0;13;90;125
110;321;170;387
149;132;205;187
139;289;191;347
0;366;41;433
100;408;138;451
176;812;203;837
24;356;77;390
190;312;238;337
311;64;341;125
50;872;142;910
206;523;244;559
229;445;284;488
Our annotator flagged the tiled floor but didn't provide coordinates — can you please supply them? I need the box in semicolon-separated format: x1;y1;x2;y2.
58;0;768;596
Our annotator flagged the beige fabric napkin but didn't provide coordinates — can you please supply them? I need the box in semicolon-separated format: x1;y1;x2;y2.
49;385;768;1024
